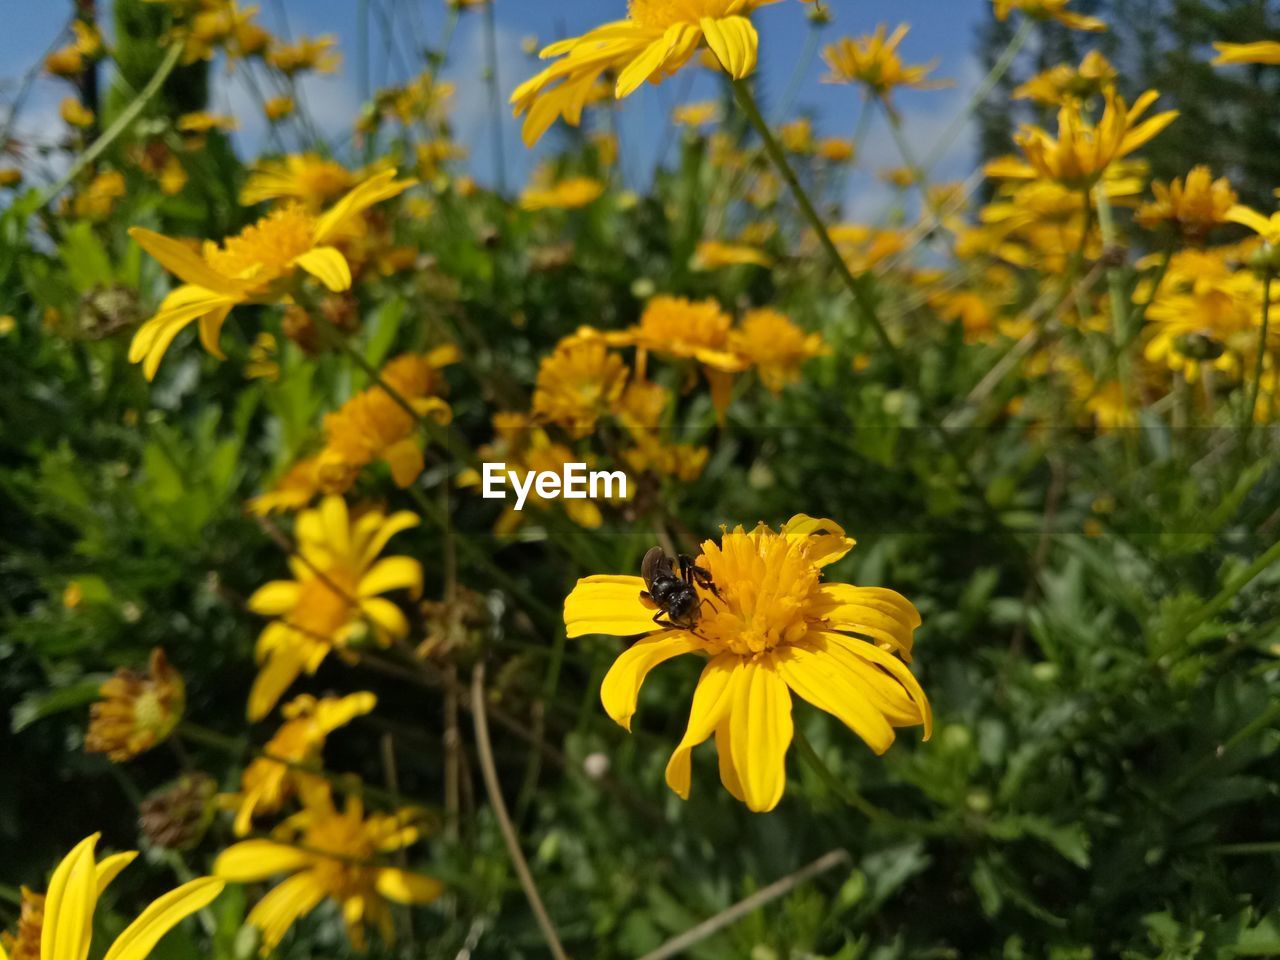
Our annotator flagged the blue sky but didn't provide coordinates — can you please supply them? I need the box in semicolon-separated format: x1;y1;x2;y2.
1;1;993;212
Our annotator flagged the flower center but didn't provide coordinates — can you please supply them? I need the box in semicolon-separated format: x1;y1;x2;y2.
693;527;821;657
628;0;736;29
293;572;358;641
307;816;376;899
205;204;317;285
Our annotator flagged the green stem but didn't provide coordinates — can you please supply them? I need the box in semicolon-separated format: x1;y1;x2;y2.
1242;270;1274;454
922;18;1033;173
794;727;945;834
1215;841;1280;856
1093;185;1135;438
37;43;183;211
879;97;939;219
774;19;823;123
482;0;507;195
732;80;902;367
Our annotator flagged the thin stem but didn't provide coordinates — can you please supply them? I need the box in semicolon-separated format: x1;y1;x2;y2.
37;43;183;211
793;727;947;834
636;850;852;960
1242;269;1274;454
731;80;903;367
774;19;823;123
922;18;1033;173
733;79;1010;534
470;664;569;960
482;0;507;195
1094;186;1133;431
1215;841;1280;856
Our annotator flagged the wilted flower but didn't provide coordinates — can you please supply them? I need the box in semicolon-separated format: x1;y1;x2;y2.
86;649;185;762
564;516;931;812
139;773;218;852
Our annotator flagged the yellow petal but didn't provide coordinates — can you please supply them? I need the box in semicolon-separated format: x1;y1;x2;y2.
293;246;352;292
313;171;416;244
375;868;444;905
361;596;409;637
196;305;232;360
95;852;138;897
821;631;933;739
356;511;420;569
564;575;662;638
383;437;425;488
811;583;920;659
128;228;246;295
358;557;423;599
245;872;327;952
700;15;758;79
600;632;705;731
319;495;351;560
728;658;792;812
616;25;685;98
214;841;315;882
248;645;310;722
774;641;896;754
247;581;301;616
715;716;745;802
102;877;224;960
1227;204;1277;239
779;514;856;567
315;691;378;733
665;653;741;799
42;834;100;960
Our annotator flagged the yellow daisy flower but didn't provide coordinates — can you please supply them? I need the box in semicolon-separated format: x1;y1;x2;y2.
518;175;606;211
728;307;829;393
992;0;1106;31
510;0;782;146
983;89;1176;189
821;25;947;102
1013;50;1117;105
240;154;355;208
318;349;456;491
128;170;415;380
532;336;629;438
266;35;341;76
85;649;185;762
1136;166;1237;243
227;691;377;836
4;833;223;960
245;497;422;721
214;783;441;954
564;516;932;812
691;239;773;269
673;100;722;127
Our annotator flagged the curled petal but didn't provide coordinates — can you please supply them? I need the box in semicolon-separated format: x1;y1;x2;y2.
600;632;705;731
700;16;758;79
665;654;740;799
214;841;314;882
103;877;224;960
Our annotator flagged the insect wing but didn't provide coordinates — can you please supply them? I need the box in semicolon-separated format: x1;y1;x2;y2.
640;546;674;590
